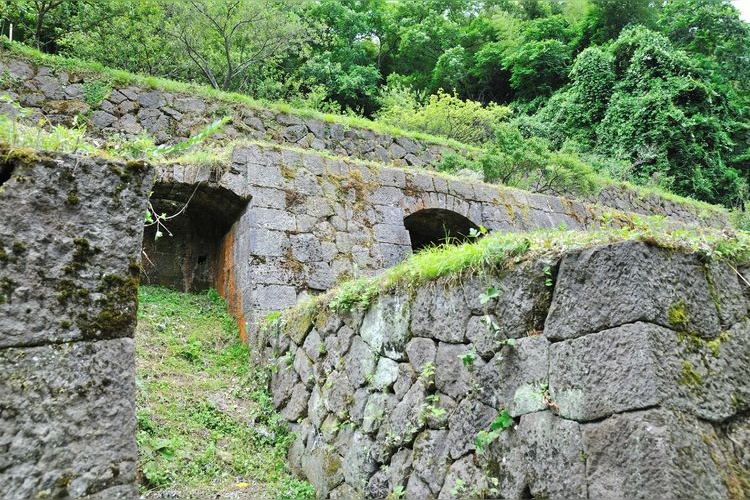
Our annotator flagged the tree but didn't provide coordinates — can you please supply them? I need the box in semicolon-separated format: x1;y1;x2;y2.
658;0;750;85
162;0;309;91
58;0;178;77
581;0;658;45
1;0;122;52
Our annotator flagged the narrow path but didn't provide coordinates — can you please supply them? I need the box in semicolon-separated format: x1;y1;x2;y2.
135;286;314;499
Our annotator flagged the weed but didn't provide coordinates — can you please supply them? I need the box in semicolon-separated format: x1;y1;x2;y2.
543;265;553;287
387;484;406;499
459;349;478;370
475;409;514;455
478;286;501;305
82;80;110;106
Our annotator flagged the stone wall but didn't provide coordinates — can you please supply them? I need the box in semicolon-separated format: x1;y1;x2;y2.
0;149;153;498
153;143;726;335
0;53;731;228
262;241;750;499
0;54;464;168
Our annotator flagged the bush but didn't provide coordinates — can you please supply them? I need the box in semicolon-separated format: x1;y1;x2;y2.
480;124;598;196
377;87;510;145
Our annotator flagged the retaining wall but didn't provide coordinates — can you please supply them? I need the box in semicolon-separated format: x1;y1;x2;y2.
0;149;153;498
262;240;750;498
150;143;725;335
0;55;463;168
0;52;729;228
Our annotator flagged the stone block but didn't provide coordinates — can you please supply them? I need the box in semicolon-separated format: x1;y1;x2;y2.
435;342;482;400
344;336;377;388
412;282;471;343
342;431;377;491
372;357;400;390
411;429;451;495
549;323;666;421
249;207;296;231
550;320;750;422
360;294;411;360
0;339;137;499
373;223;412;246
438;455;489;499
247;228;290;257
546;241;745;340
252;284;297;309
582;408;728;499
445;397;496;459
0;154;152;348
300;444;344;499
406;338;437;373
138;90;165;108
477;336;549;416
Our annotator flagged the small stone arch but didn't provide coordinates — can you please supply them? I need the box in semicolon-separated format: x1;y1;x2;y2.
141;181;249;291
403;208;481;251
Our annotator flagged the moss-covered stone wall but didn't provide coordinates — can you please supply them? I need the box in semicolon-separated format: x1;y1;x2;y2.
0;149;153;498
261;241;750;498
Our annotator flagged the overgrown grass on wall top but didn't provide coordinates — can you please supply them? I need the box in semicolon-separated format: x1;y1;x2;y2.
278;216;750;325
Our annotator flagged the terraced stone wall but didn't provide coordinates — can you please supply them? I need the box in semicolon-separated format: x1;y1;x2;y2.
262;241;750;499
155;143;727;335
0;55;463;168
165;143;644;333
0;53;731;228
0;150;153;498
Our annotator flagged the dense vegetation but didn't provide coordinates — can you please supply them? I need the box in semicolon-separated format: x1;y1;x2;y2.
2;0;748;207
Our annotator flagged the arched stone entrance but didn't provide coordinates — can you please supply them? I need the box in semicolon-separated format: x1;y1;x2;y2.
141;181;249;292
403;208;482;251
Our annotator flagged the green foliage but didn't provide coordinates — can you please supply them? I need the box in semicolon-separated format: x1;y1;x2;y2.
482;124;599;196
475;409;514;455
478;286;501;305
136;286;314;498
377;88;510;145
0;94;95;153
82;80;110;106
530;24;748;207
2;0;749;207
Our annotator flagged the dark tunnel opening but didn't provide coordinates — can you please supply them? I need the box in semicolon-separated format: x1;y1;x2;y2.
403;208;482;252
141;181;249;292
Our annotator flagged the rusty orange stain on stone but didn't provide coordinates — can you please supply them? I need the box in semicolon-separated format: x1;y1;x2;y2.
215;228;247;342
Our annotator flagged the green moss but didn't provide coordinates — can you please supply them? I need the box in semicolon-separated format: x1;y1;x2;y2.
0;245;7;263
0;276;16;304
280;164;296;180
668;301;690;331
78;274;139;337
66;190;80;205
10;241;25;254
678;360;703;387
63;238;99;275
0;144;41;165
706;331;730;358
323;453;342;477
55;279;91;304
129;259;142;277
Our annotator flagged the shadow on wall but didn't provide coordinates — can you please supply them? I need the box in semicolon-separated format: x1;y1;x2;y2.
141;181;249;292
404;208;482;251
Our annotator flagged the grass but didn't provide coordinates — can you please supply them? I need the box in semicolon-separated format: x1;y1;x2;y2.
282;215;750;323
135;286;314;499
